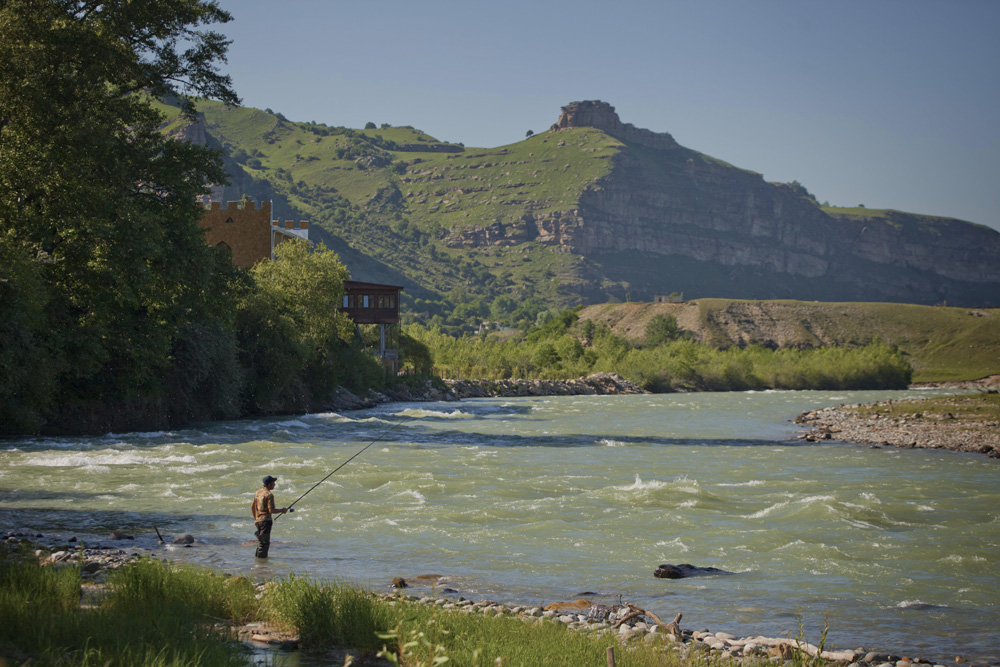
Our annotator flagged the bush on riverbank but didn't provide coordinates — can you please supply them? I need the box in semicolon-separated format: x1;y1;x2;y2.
408;311;913;391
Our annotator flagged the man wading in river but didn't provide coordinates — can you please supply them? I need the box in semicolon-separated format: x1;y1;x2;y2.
252;475;289;558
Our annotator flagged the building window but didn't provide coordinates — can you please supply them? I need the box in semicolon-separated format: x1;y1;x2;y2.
363;295;369;308
343;295;349;308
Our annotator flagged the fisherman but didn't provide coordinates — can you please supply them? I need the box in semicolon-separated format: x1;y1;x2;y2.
251;475;289;558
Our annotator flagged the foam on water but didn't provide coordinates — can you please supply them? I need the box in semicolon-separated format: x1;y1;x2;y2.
745;500;790;519
398;408;474;419
14;451;198;467
618;474;667;492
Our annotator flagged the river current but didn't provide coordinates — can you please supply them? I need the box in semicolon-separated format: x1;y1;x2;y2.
2;389;997;663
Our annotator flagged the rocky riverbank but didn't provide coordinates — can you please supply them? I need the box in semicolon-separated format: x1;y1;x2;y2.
320;372;646;411
795;386;1000;457
5;529;992;667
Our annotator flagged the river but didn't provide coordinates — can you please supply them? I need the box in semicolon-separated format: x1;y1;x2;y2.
2;389;997;663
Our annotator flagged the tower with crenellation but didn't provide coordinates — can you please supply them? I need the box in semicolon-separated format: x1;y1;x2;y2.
199;199;309;268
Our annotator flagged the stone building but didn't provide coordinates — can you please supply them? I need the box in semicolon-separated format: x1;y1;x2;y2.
199;200;309;268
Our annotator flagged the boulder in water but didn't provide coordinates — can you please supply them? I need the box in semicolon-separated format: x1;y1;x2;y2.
654;563;728;579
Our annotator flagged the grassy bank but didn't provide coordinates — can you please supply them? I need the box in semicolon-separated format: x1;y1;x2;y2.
0;548;689;666
2;546;856;667
850;391;1000;420
0;550;253;666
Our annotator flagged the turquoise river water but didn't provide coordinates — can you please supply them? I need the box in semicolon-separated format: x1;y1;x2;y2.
1;389;997;663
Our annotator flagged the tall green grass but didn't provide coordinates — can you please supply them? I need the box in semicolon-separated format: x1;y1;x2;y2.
107;556;259;622
0;552;251;667
371;598;678;667
262;573;394;649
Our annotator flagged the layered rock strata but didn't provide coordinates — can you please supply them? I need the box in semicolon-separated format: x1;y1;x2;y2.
452;100;1000;306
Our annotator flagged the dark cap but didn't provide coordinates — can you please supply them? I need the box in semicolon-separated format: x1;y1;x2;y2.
262;475;277;486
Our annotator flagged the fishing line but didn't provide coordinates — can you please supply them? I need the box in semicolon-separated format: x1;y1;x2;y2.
275;414;414;519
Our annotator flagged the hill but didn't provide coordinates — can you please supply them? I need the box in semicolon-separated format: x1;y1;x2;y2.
577;300;1000;382
156;98;1000;330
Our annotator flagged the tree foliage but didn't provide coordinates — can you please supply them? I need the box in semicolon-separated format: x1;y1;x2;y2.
408;311;913;391
0;0;239;432
644;313;682;346
242;241;357;406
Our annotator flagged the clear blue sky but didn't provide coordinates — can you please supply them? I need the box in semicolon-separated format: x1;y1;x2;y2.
211;0;999;231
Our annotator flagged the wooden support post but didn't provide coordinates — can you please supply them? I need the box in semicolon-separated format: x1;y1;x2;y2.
606;646;616;667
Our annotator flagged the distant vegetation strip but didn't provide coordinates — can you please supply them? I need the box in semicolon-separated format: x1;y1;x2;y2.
408;310;913;391
578;300;1000;383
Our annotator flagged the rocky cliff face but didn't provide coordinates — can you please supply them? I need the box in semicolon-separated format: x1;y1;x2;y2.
550;100;679;151
452;101;1000;306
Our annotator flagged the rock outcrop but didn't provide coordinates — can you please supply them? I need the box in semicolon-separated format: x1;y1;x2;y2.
550;100;680;150
455;100;1000;307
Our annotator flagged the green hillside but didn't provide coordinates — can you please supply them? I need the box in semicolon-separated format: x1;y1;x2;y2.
157;99;624;328
156;99;1000;334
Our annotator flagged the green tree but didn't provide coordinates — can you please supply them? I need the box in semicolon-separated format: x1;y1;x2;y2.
489;295;517;323
247;241;354;400
645;314;681;346
251;241;352;350
0;0;240;432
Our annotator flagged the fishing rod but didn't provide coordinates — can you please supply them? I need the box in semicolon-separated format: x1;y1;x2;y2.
275;414;414;520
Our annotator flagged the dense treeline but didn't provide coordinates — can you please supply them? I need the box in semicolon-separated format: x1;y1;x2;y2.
0;1;389;435
407;310;913;391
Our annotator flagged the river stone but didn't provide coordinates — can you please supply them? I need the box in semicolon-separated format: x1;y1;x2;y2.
619;627;641;642
173;534;195;544
108;532;134;540
654;563;728;579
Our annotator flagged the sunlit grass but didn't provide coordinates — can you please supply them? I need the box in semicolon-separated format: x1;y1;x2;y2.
0;550;249;667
